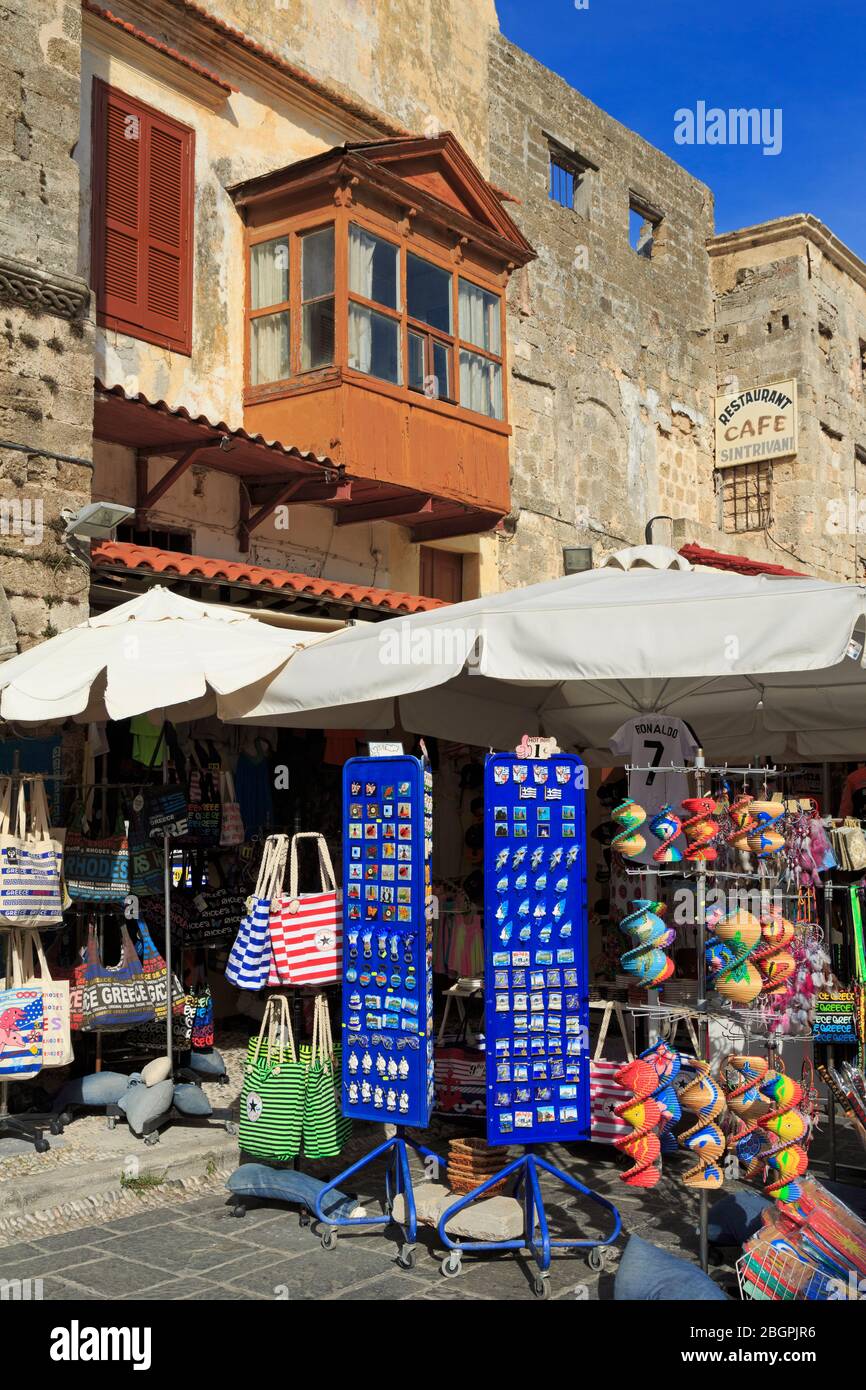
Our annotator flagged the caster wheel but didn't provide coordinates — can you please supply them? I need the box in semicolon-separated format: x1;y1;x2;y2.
321;1229;338;1252
231;1204;247;1219
224;1122;237;1136
440;1252;462;1279
106;1117;116;1131
49;1119;63;1136
60;1111;72;1127
397;1245;417;1270
587;1247;605;1272
144;1132;160;1147
299;1212;311;1228
35;1139;49;1154
533;1276;551;1300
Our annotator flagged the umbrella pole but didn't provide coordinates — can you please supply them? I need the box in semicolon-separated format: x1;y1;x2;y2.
694;748;709;1273
162;732;173;1066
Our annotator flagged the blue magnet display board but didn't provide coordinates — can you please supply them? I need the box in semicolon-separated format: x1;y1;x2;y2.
341;754;434;1129
484;752;590;1145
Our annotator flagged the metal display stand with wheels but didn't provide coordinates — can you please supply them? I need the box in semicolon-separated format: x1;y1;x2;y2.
314;1125;444;1268
436;1147;621;1298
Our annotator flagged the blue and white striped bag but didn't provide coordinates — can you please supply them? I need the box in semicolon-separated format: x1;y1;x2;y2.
0;777;63;929
226;835;287;991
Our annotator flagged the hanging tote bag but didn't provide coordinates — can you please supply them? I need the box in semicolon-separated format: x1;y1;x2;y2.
140;726;189;841
75;923;155;1032
127;797;165;898
64;806;130;905
219;770;245;848
225;836;287;991
0;931;43;1079
18;930;72;1068
134;919;185;1022
238;995;306;1160
183;744;222;848
269;833;342;986
190;983;214;1051
301;995;352;1159
0;777;63;929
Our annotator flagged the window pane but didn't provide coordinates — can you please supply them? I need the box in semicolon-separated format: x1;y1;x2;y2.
432;339;451;400
250;237;288;310
302;297;334;370
349;224;399;309
349;303;401;384
301;226;334;301
460;349;502;419
407;253;452;333
250;310;290;385
458;278;501;355
408;330;425;391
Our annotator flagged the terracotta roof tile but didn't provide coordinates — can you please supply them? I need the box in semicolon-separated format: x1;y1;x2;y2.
92;541;447;615
679;543;805;578
83;2;235;92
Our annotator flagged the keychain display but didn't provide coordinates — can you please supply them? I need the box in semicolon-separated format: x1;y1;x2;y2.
483;751;589;1144
340;754;434;1128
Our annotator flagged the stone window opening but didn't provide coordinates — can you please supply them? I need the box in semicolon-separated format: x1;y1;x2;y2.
859;339;866;384
716;461;772;534
628;195;663;260
547;139;593;216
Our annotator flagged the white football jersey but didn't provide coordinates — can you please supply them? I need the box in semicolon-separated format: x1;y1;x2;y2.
609;716;698;865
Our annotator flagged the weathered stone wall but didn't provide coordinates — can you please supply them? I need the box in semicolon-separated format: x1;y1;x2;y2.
485;32;717;587
0;0;92;650
187;0;497;168
709;221;866;581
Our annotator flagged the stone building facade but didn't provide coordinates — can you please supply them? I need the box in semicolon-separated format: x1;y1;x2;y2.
1;0;865;663
0;0;93;651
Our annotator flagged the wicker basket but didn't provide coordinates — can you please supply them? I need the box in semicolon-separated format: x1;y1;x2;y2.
446;1137;511;1196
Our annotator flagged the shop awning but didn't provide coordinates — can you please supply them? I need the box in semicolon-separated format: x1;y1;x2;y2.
91;541;447;618
231;556;866;762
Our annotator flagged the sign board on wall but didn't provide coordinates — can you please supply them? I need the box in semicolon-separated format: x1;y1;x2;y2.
714;379;797;466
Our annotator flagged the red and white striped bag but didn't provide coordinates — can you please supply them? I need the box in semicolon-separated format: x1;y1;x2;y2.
268;832;342;986
589;1058;631;1143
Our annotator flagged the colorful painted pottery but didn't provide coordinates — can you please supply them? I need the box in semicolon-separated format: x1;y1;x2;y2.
748;800;786;827
619;898;676;987
727;794;757;850
639;1040;682;1154
753;1071;810;1203
706;909;763;1006
721;1054;771;1165
611;799;647;858
613;1059;663;1187
681;797;720;861
649;804;683;863
677;1058;727;1189
754;913;797;995
747;828;786;858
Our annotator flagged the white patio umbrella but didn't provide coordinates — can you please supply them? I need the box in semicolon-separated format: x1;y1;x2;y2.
0;585;345;1061
234;557;866;762
0;584;342;725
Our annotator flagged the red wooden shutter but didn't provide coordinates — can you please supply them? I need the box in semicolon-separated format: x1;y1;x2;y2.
91;80;194;354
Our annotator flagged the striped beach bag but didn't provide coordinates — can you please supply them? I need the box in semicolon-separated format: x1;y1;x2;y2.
0;777;63;929
226;835;287;991
238;995;305;1160
301;994;351;1159
589;1058;631;1143
268;832;342;986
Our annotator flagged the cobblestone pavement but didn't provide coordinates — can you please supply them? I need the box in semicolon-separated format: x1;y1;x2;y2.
0;1140;743;1301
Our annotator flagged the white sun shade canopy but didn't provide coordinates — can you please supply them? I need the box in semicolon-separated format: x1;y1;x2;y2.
234;564;866;763
0;586;343;726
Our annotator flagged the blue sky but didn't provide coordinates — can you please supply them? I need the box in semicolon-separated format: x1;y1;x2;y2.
497;0;866;259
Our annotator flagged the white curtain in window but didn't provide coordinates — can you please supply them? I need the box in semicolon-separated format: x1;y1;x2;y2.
460;350;502;419
349;226;376;299
459;279;500;354
251;312;289;386
348;227;376;373
250;238;288;311
348;304;372;374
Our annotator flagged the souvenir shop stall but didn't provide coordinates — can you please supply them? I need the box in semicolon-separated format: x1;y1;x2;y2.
222;550;866;1297
0;587;348;1149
